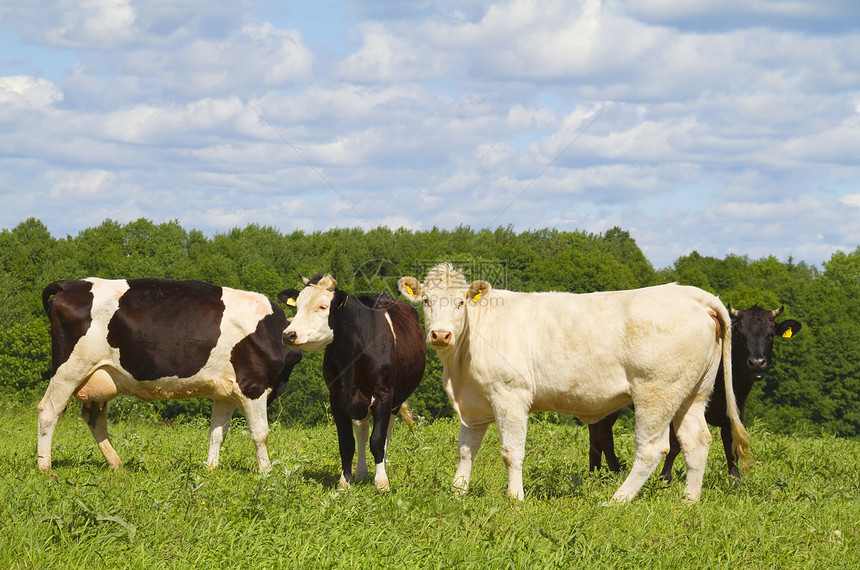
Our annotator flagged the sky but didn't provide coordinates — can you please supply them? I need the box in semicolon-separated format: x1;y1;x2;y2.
1;0;859;269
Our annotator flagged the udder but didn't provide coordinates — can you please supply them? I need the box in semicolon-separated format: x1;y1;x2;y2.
74;369;118;403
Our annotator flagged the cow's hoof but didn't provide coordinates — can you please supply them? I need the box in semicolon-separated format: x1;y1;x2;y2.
375;479;391;492
337;474;351;491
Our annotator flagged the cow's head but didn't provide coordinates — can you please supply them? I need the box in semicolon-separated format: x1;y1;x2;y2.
398;263;490;350
278;275;342;351
728;304;802;380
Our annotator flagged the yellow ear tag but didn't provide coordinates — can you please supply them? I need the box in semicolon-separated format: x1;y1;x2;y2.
405;285;414;297
472;291;482;303
286;298;296;307
782;329;793;339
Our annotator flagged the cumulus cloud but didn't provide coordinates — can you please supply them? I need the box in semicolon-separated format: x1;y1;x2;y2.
48;169;116;200
0;76;63;110
1;0;859;268
337;22;451;82
42;0;138;48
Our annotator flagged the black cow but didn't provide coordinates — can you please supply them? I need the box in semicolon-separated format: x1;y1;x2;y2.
589;304;801;480
279;275;426;491
38;278;302;472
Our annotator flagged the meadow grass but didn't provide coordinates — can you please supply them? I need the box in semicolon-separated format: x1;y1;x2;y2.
1;399;858;569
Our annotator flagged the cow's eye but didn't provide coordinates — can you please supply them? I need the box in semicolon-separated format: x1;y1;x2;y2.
456;298;464;309
318;304;328;312
423;296;431;307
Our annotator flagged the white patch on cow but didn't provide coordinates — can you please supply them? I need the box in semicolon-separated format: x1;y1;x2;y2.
353;416;370;482
375;461;390;492
282;278;336;351
87;277;129;335
384;311;396;345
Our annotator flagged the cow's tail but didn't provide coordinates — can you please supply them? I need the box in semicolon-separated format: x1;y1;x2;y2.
399;402;416;435
716;302;751;470
42;280;69;315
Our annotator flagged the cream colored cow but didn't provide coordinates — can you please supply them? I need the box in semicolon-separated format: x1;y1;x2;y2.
399;263;749;504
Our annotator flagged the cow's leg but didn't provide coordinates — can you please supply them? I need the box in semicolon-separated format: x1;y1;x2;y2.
81;401;122;469
330;398;356;490
719;425;741;479
385;411;397;457
368;403;394;492
207;400;235;469
495;410;529;500
353;415;370;482
589;413;621;473
453;423;489;496
672;399;712;503
610;408;671;504
588;424;603;471
37;377;81;471
241;399;271;472
659;423;682;482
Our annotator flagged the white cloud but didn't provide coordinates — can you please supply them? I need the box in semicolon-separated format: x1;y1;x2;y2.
1;0;859;269
43;0;138;48
337;22;451;82
98;97;246;145
840;194;860;208
0;76;63;110
48;169;116;200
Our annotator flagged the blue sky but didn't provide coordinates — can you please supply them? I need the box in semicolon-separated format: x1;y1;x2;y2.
1;0;859;269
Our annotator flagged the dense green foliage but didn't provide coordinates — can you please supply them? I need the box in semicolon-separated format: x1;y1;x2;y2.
1;217;859;438
1;402;857;567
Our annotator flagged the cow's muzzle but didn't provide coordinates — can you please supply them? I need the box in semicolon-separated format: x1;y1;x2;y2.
429;329;452;346
748;356;768;379
283;330;299;346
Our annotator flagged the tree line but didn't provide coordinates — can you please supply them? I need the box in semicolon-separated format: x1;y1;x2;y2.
1;217;858;438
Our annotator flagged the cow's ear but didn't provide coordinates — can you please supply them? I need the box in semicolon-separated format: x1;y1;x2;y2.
398;277;422;302
278;289;300;308
468;280;491;304
776;319;802;339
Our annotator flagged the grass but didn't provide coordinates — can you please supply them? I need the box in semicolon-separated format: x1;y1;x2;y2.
1;399;858;569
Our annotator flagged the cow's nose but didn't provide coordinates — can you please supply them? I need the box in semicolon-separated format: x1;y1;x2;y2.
748;356;767;371
283;330;298;345
430;329;452;346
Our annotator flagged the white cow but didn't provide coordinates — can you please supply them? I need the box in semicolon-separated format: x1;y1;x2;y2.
398;263;749;503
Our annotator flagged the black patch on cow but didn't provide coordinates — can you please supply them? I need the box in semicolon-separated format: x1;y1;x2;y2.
43;280;95;373
231;301;303;401
106;279;225;380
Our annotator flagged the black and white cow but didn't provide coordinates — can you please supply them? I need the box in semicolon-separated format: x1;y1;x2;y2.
38;278;302;472
279;275;426;491
589;304;801;480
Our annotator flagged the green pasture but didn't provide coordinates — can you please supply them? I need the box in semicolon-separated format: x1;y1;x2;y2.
1;400;857;569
